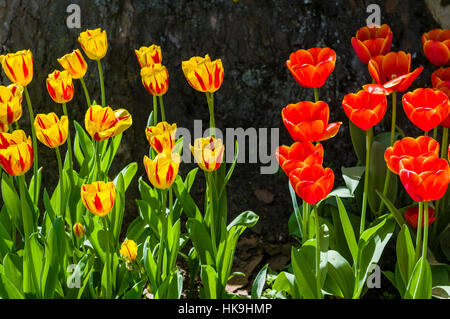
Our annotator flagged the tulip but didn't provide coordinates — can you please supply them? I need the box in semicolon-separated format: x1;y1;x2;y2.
402;88;449;132
432;69;450;125
0;130;33;176
384;136;440;175
190;137;225;172
404;206;436;229
57;49;88;79
46;70;75;104
85;105;132;141
286;47;336;88
143;152;180;189
78;28;108;60
120;240;138;262
281;101;341;142
0;49;33;87
276;142;324;176
342;90;387;130
422;29;450;67
80;181;116;217
351;24;393;64
73;222;86;238
141;64;169;96
289;164;335;205
182;54;224;93
0;84;23;126
363;51;423;95
0;122;8;133
145;121;177;153
399;156;450;202
34;113;68;148
135;45;162;68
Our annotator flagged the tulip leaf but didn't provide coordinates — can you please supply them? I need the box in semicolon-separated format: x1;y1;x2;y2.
143;236;158;293
28;167;42;204
186;218;215;266
291;241;319;299
200;265;218;299
2;174;23;237
323;250;354;299
123;279;146;299
172;176;202;221
396;224;415;285
251;264;268;299
101;133;123;175
227;211;259;231
335;196;358;264
173;136;184;155
3;253;24;296
272;271;297;298
113;162;137;192
405;256;432;299
341;166;365;196
375;190;405;227
0;271;24;299
349;120;366;165
74;120;94;162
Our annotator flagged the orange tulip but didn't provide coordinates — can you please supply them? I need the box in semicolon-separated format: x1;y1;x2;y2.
85;105;132;141
402;88;449;132
0;84;23;126
46;70;75;104
0;130;33;176
363;51;423;95
286;47;336;88
342;90;387;130
289;164;335;205
282;101;341;142
404;206;436;229
351;24;393;64
422;29;450;67
384;136;439;175
81;181;116;217
399;155;450;202
431;68;450;127
276;142;324;176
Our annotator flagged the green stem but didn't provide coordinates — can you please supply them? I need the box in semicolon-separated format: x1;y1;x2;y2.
314;204;322;299
360;128;372;235
97;60;106;108
441;127;449;159
207;172;217;257
314;87;319;102
79;77;92;107
422;202;429;261
434;127;449;240
302;200;310;243
168;186;173;226
24;87;39;204
159;95;166;122
153;95;158;126
95;140;102;181
14;121;19;130
102;218;111;299
433;126;438;140
424;131;428;136
55;147;65;220
415;202;424;262
156;190;167;282
62;103;74;181
206;92;216;137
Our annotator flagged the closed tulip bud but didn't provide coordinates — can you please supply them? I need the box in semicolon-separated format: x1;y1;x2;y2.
57;49;88;79
81;181;116;217
85;105;132;141
46;70;75;104
0;49;33;87
141;64;169;96
135;45;162;68
145;121;177;153
182;54;224;93
34;113;68;148
0;130;33;176
190;137;224;172
404;206;436;229
120;240;138;263
0;84;23;126
143;152;180;190
78;28;108;60
73;222;86;238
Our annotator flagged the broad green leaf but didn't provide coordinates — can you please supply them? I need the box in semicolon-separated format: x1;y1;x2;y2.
405;256;432;299
323;250;354;299
200;265;218;299
335;196;358;263
341;166;365;196
113;162;138;192
376;190;406;227
251;264;268;299
186;219;215;266
291;242;318;299
396;225;415;285
227;211;259;231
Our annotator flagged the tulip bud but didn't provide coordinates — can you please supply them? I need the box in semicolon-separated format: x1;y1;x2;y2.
145;121;177;153
404;206;436;229
81;181;116;217
190;137;224;172
0;49;33;87
141;64;169;96
46;70;75;104
85;105;132;141
143;152;180;190
120;240;138;263
57;49;88;79
73;222;86;238
135;45;162;68
0;130;34;176
78;28;108;60
34;113;69;148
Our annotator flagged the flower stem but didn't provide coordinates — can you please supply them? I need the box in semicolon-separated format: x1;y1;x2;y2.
314;204;322;299
156;190;167;281
206;92;215;137
79;77;92;107
415;202;424;262
97;60;106;108
207;172;217;257
24;86;39;204
159;95;166;122
153;95;158;126
102;217;111;299
314;87;319;102
55;147;65;220
360;128;372;235
433;127;449;239
95;140;102;181
62;103;74;182
422;202;429;261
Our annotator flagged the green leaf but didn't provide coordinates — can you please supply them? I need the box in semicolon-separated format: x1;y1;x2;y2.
172;176;202;221
2;174;23;237
335;196;358;263
227;211;259;231
123;279;146;299
113;162;137;192
349;120;366;164
3;253;24;296
73;120;94;161
186;219;215;266
376;190;406;227
101;133;123;174
323;250;354;299
272;271;297;298
291;242;318;299
396;225;415;286
200;265;218;299
341;166;365;196
405;256;432;299
251;264;268;299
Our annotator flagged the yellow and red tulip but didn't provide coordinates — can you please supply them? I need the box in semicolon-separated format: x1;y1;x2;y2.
135;45;162;68
182;54;224;93
73;222;86;238
120;239;138;262
80;181;116;217
0;49;33;87
78;28;108;60
190;137;225;172
143;152;180;189
34;113;68;148
141;64;169;96
46;70;75;104
85;104;132;141
57;49;88;79
145;121;177;153
0;130;33;176
0;84;23;126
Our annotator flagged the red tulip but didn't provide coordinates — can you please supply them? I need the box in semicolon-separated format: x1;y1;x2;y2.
351;24;393;64
342;90;387;130
402;88;449;132
404;206;436;229
384;136;439;175
286;47;336;88
363;51;423;95
276;142;324;176
282;101;341;142
289;164;334;205
399;155;450;202
422;29;450;67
